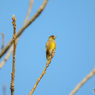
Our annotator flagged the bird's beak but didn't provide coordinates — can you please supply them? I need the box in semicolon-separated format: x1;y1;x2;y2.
54;36;56;39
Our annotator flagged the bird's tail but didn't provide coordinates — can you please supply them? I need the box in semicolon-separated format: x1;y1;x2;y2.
47;59;49;63
46;55;51;64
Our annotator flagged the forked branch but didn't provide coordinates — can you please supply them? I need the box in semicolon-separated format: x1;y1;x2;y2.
0;0;48;58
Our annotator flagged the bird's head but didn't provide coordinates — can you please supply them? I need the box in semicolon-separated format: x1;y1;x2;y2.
48;35;56;40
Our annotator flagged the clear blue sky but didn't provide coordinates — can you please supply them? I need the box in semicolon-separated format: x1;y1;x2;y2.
0;0;95;95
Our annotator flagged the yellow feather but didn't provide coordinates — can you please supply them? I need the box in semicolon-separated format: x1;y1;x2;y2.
46;35;56;63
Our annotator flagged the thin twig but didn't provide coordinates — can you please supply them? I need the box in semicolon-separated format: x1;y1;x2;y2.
10;14;17;95
29;60;52;95
0;0;48;58
0;0;33;68
3;83;6;95
24;0;34;24
0;0;48;68
0;45;13;69
0;38;18;69
69;68;95;95
1;33;5;50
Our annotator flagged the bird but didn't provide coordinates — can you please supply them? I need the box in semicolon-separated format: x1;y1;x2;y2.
46;35;56;63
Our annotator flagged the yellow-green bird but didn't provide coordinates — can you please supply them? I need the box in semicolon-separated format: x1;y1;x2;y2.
46;35;56;63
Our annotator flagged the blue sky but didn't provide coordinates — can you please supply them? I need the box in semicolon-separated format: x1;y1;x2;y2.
0;0;95;95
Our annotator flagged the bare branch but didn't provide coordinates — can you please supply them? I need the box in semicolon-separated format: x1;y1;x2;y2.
10;14;17;95
0;38;18;69
0;0;33;67
0;0;48;58
24;0;34;24
0;45;13;69
3;83;6;95
29;60;52;95
1;33;5;50
69;68;95;95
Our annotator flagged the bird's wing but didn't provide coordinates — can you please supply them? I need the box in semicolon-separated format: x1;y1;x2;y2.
46;40;56;59
46;41;49;58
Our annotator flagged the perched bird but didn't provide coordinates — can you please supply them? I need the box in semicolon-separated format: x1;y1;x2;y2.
46;35;56;63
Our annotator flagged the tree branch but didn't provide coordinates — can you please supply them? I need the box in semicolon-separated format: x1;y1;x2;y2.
1;33;5;50
0;0;32;68
0;0;48;58
69;68;95;95
0;45;13;69
10;14;17;95
24;0;34;24
0;38;19;69
29;60;52;95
